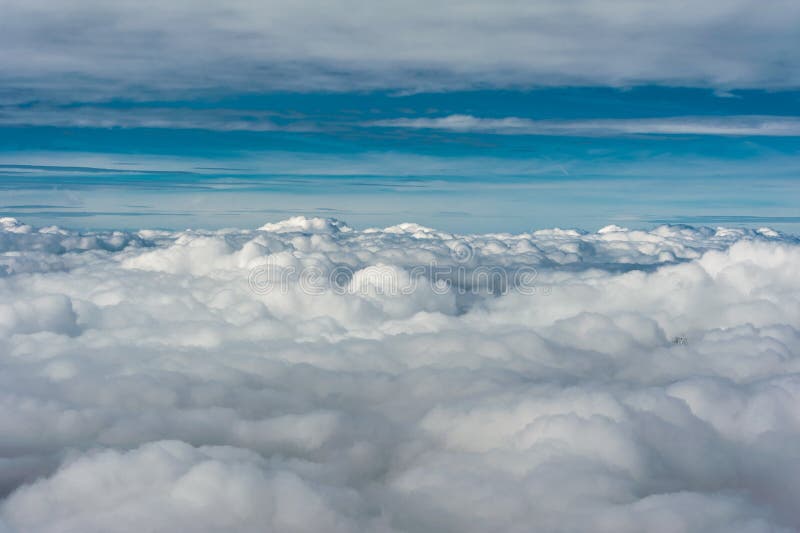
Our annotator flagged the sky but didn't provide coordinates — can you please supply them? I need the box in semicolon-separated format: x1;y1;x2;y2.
1;0;799;232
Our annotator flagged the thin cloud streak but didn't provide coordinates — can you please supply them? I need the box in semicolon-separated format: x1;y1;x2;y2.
4;106;800;138
0;106;318;132
373;114;800;137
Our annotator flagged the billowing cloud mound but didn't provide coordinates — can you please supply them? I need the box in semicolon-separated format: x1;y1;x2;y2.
1;216;799;532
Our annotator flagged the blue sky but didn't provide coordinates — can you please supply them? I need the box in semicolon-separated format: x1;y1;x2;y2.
1;1;799;232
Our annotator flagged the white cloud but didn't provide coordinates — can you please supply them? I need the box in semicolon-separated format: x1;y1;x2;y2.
1;216;800;531
1;441;367;533
4;106;800;137
1;0;800;100
373;114;800;136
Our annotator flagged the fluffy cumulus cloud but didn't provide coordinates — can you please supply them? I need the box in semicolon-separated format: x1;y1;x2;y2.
2;0;800;100
1;214;800;531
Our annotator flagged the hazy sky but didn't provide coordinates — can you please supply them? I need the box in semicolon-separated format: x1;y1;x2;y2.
0;0;798;230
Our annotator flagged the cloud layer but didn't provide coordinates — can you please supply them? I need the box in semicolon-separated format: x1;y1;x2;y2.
1;215;799;531
5;107;800;137
2;0;800;100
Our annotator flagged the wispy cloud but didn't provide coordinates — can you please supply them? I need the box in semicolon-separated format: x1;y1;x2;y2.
372;114;800;137
0;106;319;132
8;105;800;138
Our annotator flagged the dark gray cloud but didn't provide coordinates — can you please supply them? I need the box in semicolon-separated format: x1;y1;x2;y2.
1;0;800;101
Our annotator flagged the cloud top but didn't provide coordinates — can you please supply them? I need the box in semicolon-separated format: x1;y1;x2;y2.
1;216;800;531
